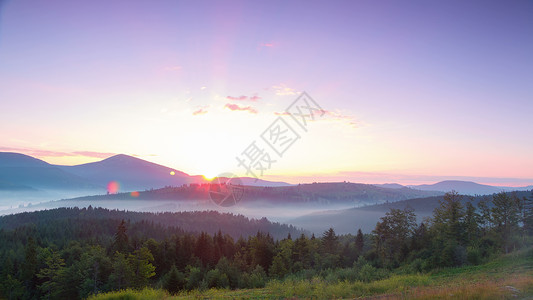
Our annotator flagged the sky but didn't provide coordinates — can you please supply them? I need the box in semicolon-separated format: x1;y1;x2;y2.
0;0;532;186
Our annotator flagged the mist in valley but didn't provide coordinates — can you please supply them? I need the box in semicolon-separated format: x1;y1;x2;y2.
0;190;363;227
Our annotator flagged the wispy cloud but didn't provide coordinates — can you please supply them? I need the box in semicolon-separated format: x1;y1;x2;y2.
227;95;248;101
272;109;361;128
224;103;258;114
272;84;298;96
322;109;361;128
226;95;261;102
274;111;290;116
192;108;208;116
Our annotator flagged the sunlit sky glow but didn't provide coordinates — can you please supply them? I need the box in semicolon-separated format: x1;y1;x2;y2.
1;0;532;186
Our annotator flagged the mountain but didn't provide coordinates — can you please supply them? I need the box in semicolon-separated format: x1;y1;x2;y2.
55;154;195;191
0;152;291;194
409;180;507;195
0;152;99;190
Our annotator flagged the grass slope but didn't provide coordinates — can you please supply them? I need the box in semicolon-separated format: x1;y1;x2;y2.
89;248;533;299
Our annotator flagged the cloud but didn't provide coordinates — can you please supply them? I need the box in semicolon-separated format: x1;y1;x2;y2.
274;111;290;116
192;108;208;116
227;95;248;101
272;84;299;96
226;95;261;102
271;109;361;128
321;110;361;128
192;105;210;116
0;147;116;159
224;103;258;114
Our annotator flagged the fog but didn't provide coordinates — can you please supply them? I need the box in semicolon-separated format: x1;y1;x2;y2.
0;189;102;211
0;195;360;225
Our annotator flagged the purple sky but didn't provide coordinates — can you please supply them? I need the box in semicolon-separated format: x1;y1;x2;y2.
1;0;532;185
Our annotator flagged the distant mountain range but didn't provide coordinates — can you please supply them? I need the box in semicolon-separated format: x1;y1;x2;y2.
0;152;98;190
1;152;530;197
375;180;532;196
385;180;531;196
56;154;197;191
0;152;291;193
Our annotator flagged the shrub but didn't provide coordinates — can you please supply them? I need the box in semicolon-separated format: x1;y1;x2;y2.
205;269;229;289
467;247;482;265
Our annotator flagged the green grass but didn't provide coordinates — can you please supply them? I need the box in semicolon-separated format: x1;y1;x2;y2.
89;249;533;299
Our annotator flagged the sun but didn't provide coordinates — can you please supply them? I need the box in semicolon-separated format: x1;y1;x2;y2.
203;170;218;181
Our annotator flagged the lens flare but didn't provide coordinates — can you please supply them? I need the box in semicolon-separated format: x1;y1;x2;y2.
107;181;120;194
130;191;139;197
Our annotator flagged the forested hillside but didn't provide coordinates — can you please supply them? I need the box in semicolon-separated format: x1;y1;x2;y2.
290;190;533;234
0;191;531;299
66;182;443;205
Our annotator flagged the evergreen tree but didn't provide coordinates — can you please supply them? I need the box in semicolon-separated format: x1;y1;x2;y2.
163;265;185;295
433;191;465;243
321;228;339;255
128;247;156;289
492;192;520;253
113;219;129;253
355;229;364;255
373;208;416;266
269;254;288;278
109;252;133;290
194;232;214;266
464;199;481;245
37;249;65;299
523;191;533;236
21;236;38;295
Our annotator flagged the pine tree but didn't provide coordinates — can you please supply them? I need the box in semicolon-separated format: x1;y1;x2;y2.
194;232;214;266
37;249;65;299
128;247;156;289
321;228;339;255
492;192;520;253
355;229;364;254
373;208;416;266
523;191;533;236
21;237;38;293
464;199;480;245
269;254;287;278
113;219;129;253
433;191;465;243
163;265;185;295
109;252;133;290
